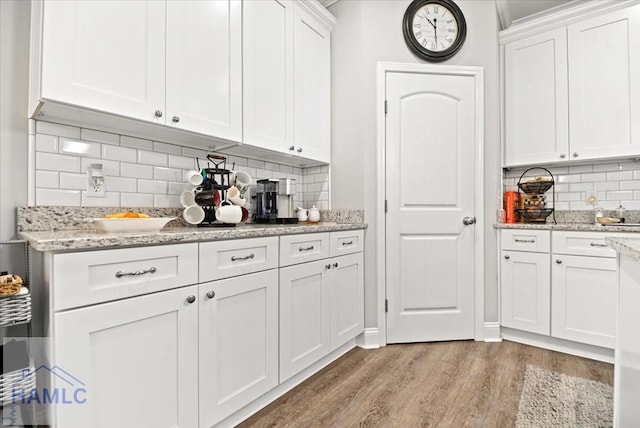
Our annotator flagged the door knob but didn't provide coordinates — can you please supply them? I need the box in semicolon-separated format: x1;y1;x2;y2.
186;295;196;304
462;216;476;225
206;291;215;299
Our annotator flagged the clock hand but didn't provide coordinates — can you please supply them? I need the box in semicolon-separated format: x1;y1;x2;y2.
434;18;438;45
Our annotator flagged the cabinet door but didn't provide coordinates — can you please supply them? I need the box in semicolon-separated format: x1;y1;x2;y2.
504;28;569;166
568;5;640;161
198;270;278;427
500;251;551;335
41;0;166;123
279;259;331;382
330;253;364;350
551;255;617;348
243;0;294;153
293;5;331;163
53;286;198;428
166;0;242;140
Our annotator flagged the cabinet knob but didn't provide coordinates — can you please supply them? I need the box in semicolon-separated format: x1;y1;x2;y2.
154;110;163;118
289;146;295;151
297;148;303;153
333;262;339;268
206;291;215;299
573;152;579;158
556;259;563;264
172;116;180;123
186;295;196;304
560;154;566;159
504;255;510;260
325;264;331;270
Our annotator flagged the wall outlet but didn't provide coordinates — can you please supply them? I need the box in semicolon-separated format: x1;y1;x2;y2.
86;164;106;198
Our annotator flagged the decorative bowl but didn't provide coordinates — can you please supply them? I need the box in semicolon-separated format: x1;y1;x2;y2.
93;217;175;233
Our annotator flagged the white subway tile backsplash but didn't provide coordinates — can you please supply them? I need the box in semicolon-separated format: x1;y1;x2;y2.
82;191;120;207
635;170;640;180
153;141;182;155
81;128;119;145
581;173;606;182
120;135;153;151
569;182;594;192
59;172;87;190
620;181;640;191
36;188;81;206
595;181;620;191
569;165;593;174
154;167;183;182
606;190;634;200
618;162;640;171
606;171;633;181
81;158;120;176
121;162;153;179
138;150;168;166
60;139;101;158
593;163;620;172
35;134;58;153
36;152;81;173
121;193;154;208
557;192;583;202
138;179;167;194
102;145;137;162
168;155;196;170
621;200;640;210
105;176;137;193
35;171;59;189
36;121;81;139
33;121;330;210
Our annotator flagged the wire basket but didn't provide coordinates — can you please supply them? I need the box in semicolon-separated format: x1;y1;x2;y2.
518;180;554;194
0;362;36;404
0;289;31;328
517;208;554;223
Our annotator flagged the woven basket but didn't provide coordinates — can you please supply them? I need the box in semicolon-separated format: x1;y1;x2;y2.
0;362;36;404
0;289;31;327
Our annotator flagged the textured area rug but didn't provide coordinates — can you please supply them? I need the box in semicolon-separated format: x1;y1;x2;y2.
516;365;613;428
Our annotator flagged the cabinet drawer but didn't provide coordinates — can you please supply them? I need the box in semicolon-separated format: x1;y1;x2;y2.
279;233;329;267
552;231;635;258
53;243;198;311
199;237;278;282
330;230;364;257
501;229;550;253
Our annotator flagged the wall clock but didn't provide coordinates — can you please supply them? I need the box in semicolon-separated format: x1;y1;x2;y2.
402;0;467;62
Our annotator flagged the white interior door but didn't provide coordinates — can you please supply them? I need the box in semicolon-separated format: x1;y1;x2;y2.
385;67;481;344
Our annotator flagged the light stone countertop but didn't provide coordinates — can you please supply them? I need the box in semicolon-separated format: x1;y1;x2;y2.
606;237;640;262
19;223;367;252
495;223;640;233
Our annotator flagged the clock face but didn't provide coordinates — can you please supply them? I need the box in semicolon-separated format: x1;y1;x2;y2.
402;0;467;62
412;4;459;52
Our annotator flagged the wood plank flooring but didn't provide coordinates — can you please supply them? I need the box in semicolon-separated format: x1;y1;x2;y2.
239;340;613;427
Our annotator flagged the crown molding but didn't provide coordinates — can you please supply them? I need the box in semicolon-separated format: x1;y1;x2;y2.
296;0;337;30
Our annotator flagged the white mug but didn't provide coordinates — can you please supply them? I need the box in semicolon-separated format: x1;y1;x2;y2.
215;205;243;224
227;186;246;207
296;207;309;222
185;170;203;186
180;190;196;208
231;170;252;194
183;205;205;225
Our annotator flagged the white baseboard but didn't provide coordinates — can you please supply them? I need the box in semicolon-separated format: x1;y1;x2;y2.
483;322;503;342
502;327;614;363
356;328;381;349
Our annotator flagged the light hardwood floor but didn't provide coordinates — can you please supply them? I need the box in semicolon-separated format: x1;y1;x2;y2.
239;340;613;427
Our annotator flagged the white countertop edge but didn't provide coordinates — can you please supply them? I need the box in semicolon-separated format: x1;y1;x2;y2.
494;223;640;232
18;223;367;252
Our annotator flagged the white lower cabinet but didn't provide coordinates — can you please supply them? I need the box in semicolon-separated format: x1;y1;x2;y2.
198;270;279;427
280;252;364;382
53;286;199;428
551;254;617;348
501;250;551;335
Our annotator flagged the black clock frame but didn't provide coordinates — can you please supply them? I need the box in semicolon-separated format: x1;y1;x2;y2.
402;0;467;62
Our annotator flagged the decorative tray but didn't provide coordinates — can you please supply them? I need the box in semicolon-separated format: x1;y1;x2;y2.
93;217;176;233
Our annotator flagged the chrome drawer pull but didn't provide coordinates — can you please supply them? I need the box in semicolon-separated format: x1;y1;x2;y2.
590;243;608;247
231;253;254;262
342;241;354;246
299;246;314;252
115;267;157;278
514;239;535;243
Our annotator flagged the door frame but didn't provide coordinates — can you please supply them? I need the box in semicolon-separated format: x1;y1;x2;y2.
375;62;485;345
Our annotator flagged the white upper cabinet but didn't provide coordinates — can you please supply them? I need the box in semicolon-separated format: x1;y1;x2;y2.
501;2;640;167
166;0;242;140
40;0;166;123
243;0;295;154
568;5;640;161
504;28;569;166
293;5;331;163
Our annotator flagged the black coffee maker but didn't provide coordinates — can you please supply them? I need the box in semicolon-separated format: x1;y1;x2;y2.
254;178;298;224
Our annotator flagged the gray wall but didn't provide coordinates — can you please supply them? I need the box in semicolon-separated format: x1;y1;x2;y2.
329;0;501;330
0;0;30;241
